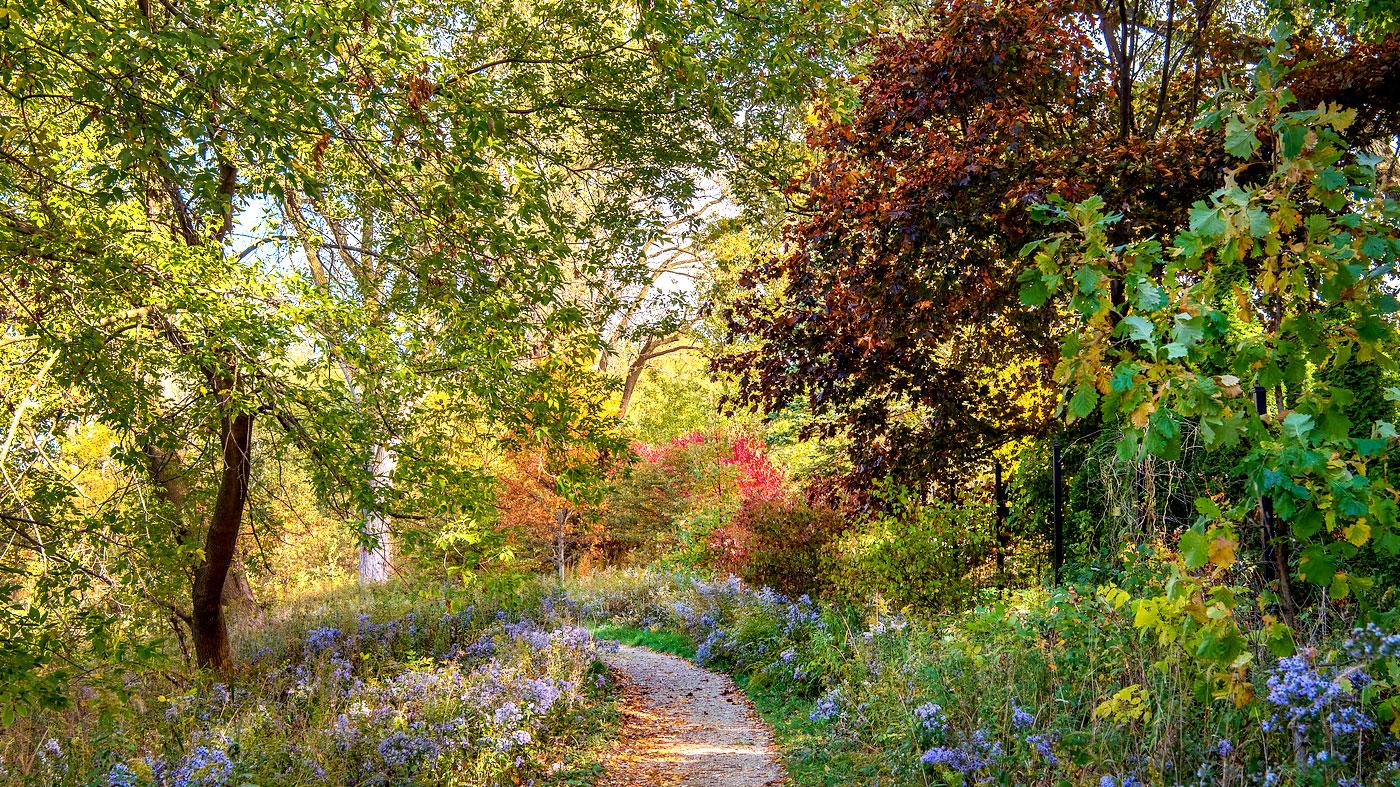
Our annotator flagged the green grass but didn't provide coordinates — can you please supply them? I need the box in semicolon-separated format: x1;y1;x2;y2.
590;623;696;660
733;671;865;785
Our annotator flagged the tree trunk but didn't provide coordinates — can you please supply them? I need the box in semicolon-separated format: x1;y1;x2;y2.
358;442;397;584
222;554;263;625
555;507;569;585
191;411;254;670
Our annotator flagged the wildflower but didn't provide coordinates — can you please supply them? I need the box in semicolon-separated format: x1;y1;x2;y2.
869;615;908;637
377;732;441;770
142;756;168;783
920;729;1002;775
38;739;62;763
1343;623;1400;661
172;745;234;786
696;629;728;665
922;746;977;773
913;702;945;732
497;729;533;750
810;689;843;722
1265;653;1374;740
331;714;359;752
1026;732;1058;765
209;683;231;706
1216;738;1232;757
106;763;139;787
1011;704;1034;729
304;626;342;655
493;702;523;727
1327;705;1374;737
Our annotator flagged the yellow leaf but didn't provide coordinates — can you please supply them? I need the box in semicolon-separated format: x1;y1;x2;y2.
1343;521;1371;547
1130;400;1155;429
1209;536;1238;569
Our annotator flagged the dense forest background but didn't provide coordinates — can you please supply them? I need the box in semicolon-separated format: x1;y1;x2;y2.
3;0;1400;784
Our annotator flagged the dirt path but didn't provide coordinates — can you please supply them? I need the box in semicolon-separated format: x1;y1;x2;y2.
598;644;785;787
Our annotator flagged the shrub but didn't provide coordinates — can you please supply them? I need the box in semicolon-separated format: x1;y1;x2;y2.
709;499;844;597
830;487;996;612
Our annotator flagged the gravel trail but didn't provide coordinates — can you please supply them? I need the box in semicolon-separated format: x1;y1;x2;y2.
598;644;785;787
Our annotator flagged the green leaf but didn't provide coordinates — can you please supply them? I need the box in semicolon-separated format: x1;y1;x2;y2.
1172;312;1205;347
1247;207;1271;239
1356;437;1388;457
1188;205;1227;240
1133;280;1168;311
1280;124;1306;159
1068;383;1098;420
1264;622;1296;657
1180;529;1210;570
1291;508;1324;539
1282;412;1315;442
1361;235;1390;261
1019;275;1050;307
1224;116;1261;158
1194;497;1222;519
1317;167;1347;191
1298;545;1337;586
1145;412;1182;460
1073;265;1103;294
1120;316;1157;349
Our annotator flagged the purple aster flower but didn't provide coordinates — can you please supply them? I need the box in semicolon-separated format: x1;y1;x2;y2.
1012;704;1034;729
810;689;843;722
304;626;342;655
913;702;944;732
105;763;139;787
1026;732;1058;765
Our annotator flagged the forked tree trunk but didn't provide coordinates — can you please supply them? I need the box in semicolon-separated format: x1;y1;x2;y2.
358;442;397;584
191;411;254;669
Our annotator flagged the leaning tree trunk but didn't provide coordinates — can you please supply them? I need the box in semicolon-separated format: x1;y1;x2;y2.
358;442;397;584
191;411;254;669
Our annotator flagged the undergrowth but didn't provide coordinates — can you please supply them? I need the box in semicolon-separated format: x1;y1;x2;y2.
571;568;1400;786
1;581;618;786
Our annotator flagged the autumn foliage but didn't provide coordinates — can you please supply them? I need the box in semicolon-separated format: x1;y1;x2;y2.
719;0;1244;494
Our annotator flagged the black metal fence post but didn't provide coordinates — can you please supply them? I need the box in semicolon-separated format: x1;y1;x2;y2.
1052;439;1064;585
1253;385;1278;584
994;459;1007;583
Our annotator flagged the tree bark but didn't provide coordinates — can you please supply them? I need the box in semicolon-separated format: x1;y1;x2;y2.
358;442;397;584
617;357;648;421
616;337;698;420
222;554;263;624
191;411;253;669
554;507;569;585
